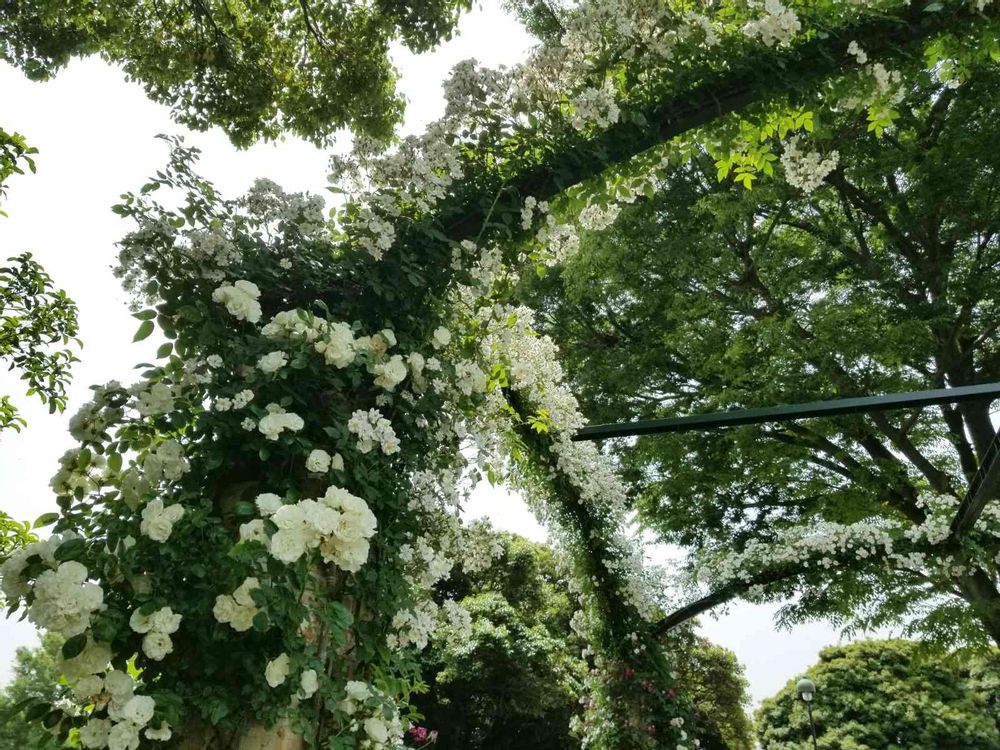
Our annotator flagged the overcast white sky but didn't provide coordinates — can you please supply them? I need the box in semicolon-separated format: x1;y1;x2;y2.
0;1;884;708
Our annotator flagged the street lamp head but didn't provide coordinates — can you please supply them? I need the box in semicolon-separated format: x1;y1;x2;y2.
796;677;816;703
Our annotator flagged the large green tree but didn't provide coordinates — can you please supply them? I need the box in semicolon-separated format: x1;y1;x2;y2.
1;0;471;147
417;531;755;750
0;633;66;748
755;640;1000;749
530;54;1000;648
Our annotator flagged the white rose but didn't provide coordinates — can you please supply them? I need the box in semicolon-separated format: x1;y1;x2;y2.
233;577;260;607
331;452;344;471
213;595;237;624
255;493;283;516
108;720;141;750
239;519;267;543
379;329;397;347
229;605;256;632
121;694;156;727
364;717;389;744
270;528;308;563
149;607;182;634
129;608;154;634
297;669;319;699
142;632;173;661
265;653;290;687
431;326;451;349
345;680;371;701
61;640;112;678
73;675;104;700
145;722;172;742
212;279;261;323
317;322;356;368
257;350;288;374
104;670;134;703
80;718;112;748
305;449;331;473
373;355;407;391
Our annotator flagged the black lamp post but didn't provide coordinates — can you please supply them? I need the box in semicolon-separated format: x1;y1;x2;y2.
796;677;818;750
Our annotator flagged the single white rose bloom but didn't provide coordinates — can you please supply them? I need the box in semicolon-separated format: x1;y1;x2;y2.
345;680;371;701
431;326;451;349
80;717;112;748
142;632;173;661
305;449;331;473
121;694;156;727
257;350;288;374
255;492;283;516
265;653;290;687
108;720;141;750
364;717;389;744
145;722;172;742
239;519;267;543
297;668;319;699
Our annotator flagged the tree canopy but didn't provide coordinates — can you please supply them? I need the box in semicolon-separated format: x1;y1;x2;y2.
755;640;1000;749
1;0;472;146
419;530;754;750
530;44;1000;649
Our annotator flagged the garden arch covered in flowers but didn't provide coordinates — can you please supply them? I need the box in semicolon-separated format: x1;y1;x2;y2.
2;2;999;749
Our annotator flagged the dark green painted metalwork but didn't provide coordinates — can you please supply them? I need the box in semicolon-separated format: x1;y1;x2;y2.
572;382;1000;441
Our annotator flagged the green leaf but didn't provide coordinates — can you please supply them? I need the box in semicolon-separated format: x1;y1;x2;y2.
156;342;173;358
234;501;255;517
133;320;155;342
132;309;157;320
61;633;88;659
33;512;59;528
53;537;86;562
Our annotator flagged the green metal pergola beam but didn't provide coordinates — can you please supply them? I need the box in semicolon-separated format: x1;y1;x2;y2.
571;382;1000;442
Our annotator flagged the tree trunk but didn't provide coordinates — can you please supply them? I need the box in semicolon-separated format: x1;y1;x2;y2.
956;569;1000;646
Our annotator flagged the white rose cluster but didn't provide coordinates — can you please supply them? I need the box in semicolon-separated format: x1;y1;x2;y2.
142;439;190;483
267;486;378;573
347;408;400;455
129;606;182;661
0;531;78;601
69;382;125;442
388;599;438;651
213;577;261;632
139;499;185;542
780;136;839;193
372;354;408;391
211;279;262;323
76;670;166;749
569;78;621;131
27;561;104;637
133;382;175;417
337;681;404;749
258;403;305;440
742;0;801;47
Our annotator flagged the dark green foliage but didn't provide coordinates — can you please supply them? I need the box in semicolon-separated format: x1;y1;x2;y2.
756;640;1000;749
417;533;755;750
1;0;472;147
